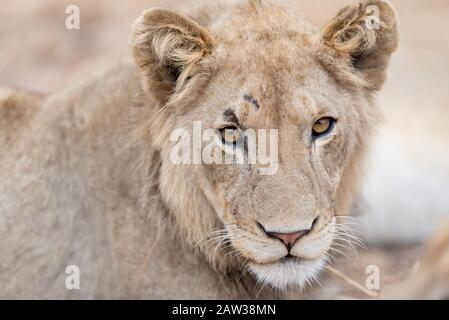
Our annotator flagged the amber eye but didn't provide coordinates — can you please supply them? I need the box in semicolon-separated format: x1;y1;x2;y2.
312;117;335;138
219;126;241;145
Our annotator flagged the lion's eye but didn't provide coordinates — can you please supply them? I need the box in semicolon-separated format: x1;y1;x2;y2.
219;126;241;145
312;117;335;138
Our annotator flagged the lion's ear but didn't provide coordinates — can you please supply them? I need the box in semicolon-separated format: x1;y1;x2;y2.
320;0;398;90
132;8;215;102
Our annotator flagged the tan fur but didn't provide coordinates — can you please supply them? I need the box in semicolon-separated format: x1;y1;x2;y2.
0;0;397;298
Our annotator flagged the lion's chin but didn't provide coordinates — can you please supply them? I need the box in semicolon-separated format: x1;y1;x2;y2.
248;257;327;290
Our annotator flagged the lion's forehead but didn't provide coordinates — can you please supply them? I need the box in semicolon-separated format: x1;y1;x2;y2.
207;63;342;127
209;1;316;43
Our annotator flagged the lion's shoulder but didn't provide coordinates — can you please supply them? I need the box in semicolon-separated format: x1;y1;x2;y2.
0;87;42;125
0;87;44;145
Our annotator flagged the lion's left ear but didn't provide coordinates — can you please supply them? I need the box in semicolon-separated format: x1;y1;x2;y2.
132;8;215;103
320;0;398;90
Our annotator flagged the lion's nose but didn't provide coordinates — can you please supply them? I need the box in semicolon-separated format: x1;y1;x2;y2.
267;230;308;249
257;222;312;249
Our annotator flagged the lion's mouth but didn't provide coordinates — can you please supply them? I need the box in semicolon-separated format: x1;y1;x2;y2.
247;255;328;290
247;253;315;267
280;254;301;263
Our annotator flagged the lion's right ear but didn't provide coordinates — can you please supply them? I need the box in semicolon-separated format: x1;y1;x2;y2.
319;0;398;90
132;8;215;103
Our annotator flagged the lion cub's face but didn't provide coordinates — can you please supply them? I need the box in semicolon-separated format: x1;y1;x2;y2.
133;1;398;289
188;48;350;288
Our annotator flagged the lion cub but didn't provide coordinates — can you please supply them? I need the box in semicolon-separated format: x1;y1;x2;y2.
0;0;397;298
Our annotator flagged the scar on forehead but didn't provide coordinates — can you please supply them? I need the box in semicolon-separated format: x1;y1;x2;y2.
223;108;240;126
243;94;260;110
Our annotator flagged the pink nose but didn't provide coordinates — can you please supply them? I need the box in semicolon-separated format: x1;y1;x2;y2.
257;221;314;249
266;230;308;248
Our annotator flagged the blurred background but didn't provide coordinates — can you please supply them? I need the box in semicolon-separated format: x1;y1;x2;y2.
1;0;448;298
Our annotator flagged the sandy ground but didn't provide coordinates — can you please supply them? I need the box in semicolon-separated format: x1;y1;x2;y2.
1;0;448;298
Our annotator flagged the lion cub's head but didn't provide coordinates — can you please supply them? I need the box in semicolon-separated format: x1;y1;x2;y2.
132;0;398;290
